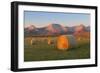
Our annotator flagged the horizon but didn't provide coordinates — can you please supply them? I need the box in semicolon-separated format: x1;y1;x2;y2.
24;11;90;28
24;23;90;28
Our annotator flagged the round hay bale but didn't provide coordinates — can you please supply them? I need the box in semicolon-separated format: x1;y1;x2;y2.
30;38;35;45
47;37;52;45
57;35;77;50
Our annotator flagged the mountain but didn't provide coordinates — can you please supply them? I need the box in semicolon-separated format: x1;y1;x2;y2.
25;25;37;31
74;24;90;36
24;25;39;36
74;24;86;32
85;26;90;32
65;26;75;34
45;24;67;34
24;24;90;36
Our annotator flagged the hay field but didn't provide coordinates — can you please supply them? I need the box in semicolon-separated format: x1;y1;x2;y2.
24;34;90;62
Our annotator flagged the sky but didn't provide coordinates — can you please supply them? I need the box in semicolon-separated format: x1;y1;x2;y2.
24;11;90;27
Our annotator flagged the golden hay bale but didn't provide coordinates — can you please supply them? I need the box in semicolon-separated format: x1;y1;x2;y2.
25;37;33;45
47;37;52;45
30;38;35;45
57;35;77;50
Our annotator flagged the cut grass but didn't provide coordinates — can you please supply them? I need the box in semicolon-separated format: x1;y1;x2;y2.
24;37;90;62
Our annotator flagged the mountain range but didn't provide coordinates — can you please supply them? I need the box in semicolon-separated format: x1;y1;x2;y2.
24;24;90;36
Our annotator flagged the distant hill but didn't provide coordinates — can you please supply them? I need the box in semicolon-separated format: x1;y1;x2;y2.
24;24;90;36
25;25;37;31
45;24;67;34
74;24;86;32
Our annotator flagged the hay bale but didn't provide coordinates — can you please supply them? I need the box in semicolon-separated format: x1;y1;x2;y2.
57;35;77;50
30;38;35;45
